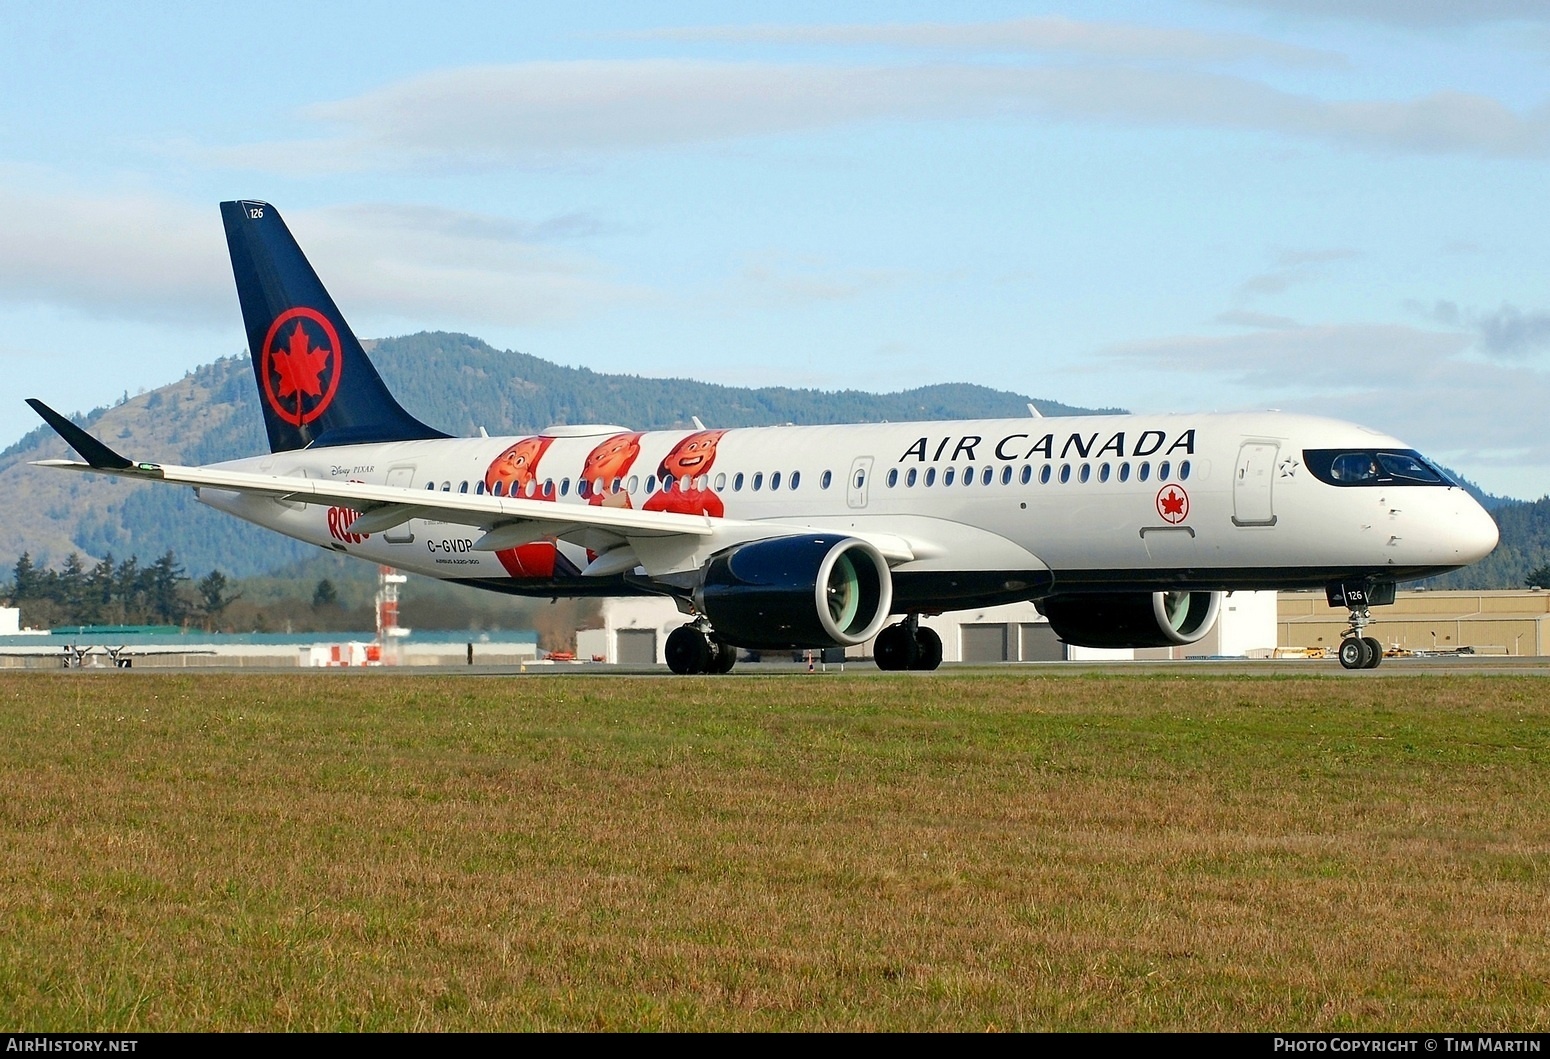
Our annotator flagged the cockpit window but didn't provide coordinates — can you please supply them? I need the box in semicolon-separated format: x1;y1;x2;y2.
1304;449;1452;487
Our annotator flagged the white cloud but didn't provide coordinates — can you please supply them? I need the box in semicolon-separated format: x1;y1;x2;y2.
1473;304;1550;358
213;60;1550;173
0;188;230;325
1408;299;1550;359
1206;1;1550;28
1234;248;1360;301
1096;319;1550;494
0;187;642;332
632;17;1340;67
734;254;909;307
1102;322;1469;388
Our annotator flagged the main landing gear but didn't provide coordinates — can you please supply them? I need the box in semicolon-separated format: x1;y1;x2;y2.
1337;602;1384;670
873;615;943;671
665;621;738;675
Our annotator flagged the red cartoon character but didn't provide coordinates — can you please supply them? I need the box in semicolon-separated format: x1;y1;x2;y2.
482;435;578;578
580;432;644;508
485;435;556;500
644;430;727;517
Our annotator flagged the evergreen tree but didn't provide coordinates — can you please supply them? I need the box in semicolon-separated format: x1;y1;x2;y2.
11;553;38;599
146;551;189;625
197;570;239;628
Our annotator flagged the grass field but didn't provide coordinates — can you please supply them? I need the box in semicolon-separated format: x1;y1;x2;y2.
0;669;1546;1032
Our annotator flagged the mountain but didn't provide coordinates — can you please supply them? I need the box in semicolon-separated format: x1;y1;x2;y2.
0;332;1121;578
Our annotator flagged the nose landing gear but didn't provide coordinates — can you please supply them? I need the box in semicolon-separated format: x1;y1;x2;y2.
1337;603;1384;670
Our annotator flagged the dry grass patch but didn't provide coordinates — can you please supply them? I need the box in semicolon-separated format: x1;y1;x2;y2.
0;671;1546;1030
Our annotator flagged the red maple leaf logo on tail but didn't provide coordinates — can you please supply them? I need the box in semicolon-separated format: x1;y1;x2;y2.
272;321;331;400
259;307;343;426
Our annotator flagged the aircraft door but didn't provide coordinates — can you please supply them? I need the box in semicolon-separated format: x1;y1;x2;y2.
847;457;873;509
384;466;417;543
1233;441;1279;527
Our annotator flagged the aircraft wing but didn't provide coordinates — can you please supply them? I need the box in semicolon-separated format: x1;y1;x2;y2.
27;400;919;575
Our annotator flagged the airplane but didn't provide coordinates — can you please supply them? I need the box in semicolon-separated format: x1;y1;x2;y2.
25;200;1499;673
46;643;215;669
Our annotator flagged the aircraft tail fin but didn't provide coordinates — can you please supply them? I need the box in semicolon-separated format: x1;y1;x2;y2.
220;200;449;452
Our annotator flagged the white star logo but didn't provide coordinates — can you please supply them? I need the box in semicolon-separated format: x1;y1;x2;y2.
1279;459;1299;478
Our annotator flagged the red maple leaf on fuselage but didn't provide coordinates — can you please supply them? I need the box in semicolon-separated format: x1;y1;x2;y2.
272;322;331;401
1161;490;1185;516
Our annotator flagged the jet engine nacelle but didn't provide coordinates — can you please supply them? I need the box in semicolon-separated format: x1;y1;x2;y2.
697;534;894;650
1036;590;1223;649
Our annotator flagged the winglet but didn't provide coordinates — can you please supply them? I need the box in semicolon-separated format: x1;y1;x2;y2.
25;399;134;470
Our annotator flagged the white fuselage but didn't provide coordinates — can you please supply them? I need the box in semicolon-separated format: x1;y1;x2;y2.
197;410;1499;609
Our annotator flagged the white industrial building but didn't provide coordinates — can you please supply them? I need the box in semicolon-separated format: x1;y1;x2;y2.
575;591;1279;665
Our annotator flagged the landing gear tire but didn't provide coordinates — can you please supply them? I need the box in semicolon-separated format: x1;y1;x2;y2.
912;627;943;671
874;624;919;671
1339;637;1374;670
666;625;712;675
1361;636;1383;669
710;638;738;674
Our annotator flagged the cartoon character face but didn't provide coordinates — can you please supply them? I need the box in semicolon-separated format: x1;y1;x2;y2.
485;435;554;498
582;432;643;489
657;430;727;484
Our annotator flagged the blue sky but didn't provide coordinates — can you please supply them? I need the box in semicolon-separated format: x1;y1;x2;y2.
3;1;1548;496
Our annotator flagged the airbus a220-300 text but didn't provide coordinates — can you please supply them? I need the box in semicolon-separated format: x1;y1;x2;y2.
27;201;1499;672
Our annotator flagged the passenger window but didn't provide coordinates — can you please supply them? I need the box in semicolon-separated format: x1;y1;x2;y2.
906;468;918;487
1178;461;1190;481
1099;463;1110;483
944;468;956;486
1078;464;1090;483
458;481;468;493
646;476;657;494
963;465;975;486
1119;463;1130;483
1158;461;1170;482
1139;462;1151;482
442;481;451;492
821;470;832;489
732;473;743;492
887;468;898;488
982;467;993;486
559;478;570;497
629;475;640;494
770;471;782;490
924;468;936;487
1001;466;1012;485
1020;465;1031;485
790;471;801;489
426;482;436;491
1039;465;1052;485
1059;464;1071;484
753;472;764;491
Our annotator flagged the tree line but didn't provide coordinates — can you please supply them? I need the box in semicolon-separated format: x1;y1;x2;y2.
3;551;237;630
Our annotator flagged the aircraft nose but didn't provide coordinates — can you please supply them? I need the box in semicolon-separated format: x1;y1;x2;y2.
1455;495;1500;564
